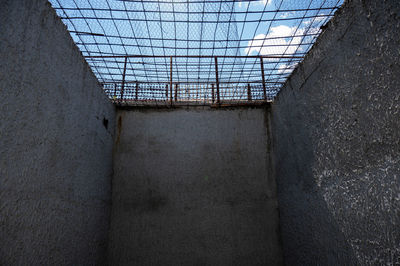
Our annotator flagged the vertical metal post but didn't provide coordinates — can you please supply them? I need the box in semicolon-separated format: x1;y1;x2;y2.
174;83;178;102
260;56;267;100
166;84;169;99
135;81;139;100
170;56;173;106
247;83;252;101
121;56;128;101
214;57;220;104
113;83;117;99
211;84;215;103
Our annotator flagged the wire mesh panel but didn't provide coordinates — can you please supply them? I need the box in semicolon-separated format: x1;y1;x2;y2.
49;0;343;106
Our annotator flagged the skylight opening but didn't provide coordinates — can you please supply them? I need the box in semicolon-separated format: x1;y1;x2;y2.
49;0;344;106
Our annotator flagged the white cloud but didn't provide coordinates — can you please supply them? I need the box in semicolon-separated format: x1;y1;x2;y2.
238;0;272;8
244;17;327;57
279;11;294;19
244;25;304;56
237;1;247;8
277;62;298;74
260;0;272;5
303;15;326;26
243;17;328;77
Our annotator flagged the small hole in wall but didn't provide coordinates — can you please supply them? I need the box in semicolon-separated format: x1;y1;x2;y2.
103;117;109;129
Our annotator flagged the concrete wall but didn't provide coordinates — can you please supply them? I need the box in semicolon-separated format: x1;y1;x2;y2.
0;0;115;265
271;0;400;264
109;107;282;265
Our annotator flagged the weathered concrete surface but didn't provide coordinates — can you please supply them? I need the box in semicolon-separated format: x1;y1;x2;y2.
0;0;115;265
271;0;400;264
109;107;282;265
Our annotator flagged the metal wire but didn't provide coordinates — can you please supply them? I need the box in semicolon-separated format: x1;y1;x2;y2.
49;0;343;106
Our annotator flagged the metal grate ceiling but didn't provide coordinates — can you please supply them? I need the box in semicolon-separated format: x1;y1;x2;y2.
49;0;343;106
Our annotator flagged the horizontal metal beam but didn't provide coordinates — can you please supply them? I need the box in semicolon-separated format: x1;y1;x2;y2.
56;7;339;15
69;32;320;43
61;14;333;24
85;55;304;59
86;58;302;66
75;41;315;51
101;81;284;84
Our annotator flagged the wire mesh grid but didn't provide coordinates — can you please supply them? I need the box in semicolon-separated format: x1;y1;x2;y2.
49;0;343;106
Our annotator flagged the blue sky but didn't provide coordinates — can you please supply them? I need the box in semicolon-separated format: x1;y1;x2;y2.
49;0;343;99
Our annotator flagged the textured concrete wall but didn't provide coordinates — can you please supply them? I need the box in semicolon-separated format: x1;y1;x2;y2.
0;0;115;265
109;107;282;265
271;0;400;264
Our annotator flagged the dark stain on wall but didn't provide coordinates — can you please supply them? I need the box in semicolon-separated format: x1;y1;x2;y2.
109;108;283;265
103;117;109;129
115;115;122;146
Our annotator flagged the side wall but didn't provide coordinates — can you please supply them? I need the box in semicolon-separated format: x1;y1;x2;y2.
0;0;115;265
271;0;400;264
109;107;282;265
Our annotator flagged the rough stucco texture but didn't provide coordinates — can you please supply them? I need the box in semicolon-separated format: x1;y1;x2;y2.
271;0;400;265
0;0;115;265
109;107;282;265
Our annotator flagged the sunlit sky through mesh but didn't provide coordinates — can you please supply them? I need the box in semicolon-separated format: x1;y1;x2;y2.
49;0;343;102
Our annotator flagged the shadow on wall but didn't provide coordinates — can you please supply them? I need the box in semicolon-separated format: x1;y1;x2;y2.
271;105;358;265
271;0;400;264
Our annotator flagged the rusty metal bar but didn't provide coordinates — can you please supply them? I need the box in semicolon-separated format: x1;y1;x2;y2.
62;7;339;15
120;56;128;100
211;84;215;103
135;81;139;100
105;80;283;84
174;83;178;101
85;54;304;59
260;56;267;100
247;83;252;101
214;57;220;104
113;83;117;99
170;56;173;106
64;14;335;24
